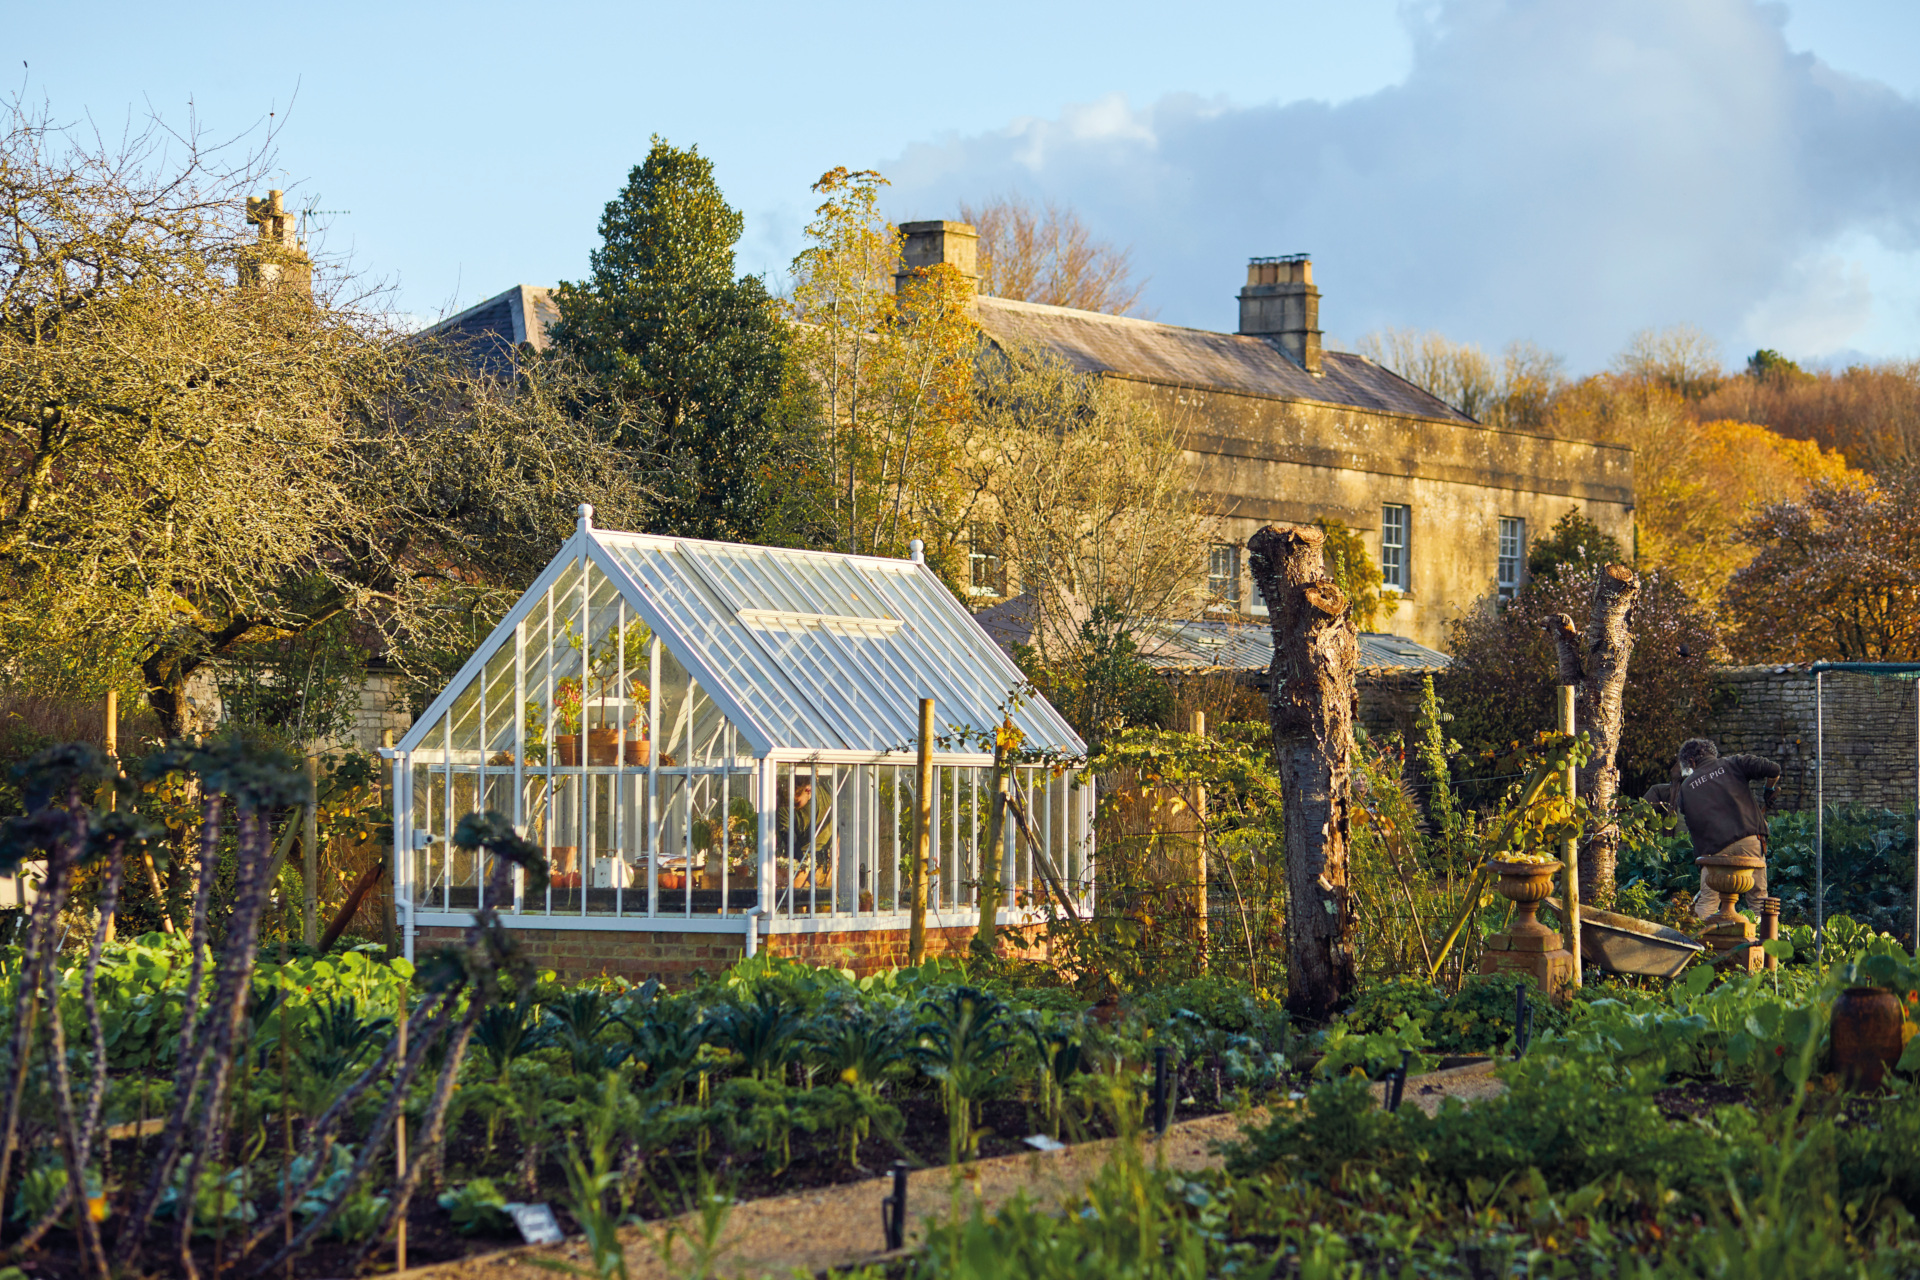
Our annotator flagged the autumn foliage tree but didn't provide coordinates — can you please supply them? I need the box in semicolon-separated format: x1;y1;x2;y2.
786;168;979;575
1723;468;1920;662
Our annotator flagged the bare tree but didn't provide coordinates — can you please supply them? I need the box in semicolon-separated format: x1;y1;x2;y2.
1248;523;1358;1021
0;97;646;736
957;195;1150;316
1544;563;1638;904
1357;328;1565;429
961;343;1211;669
1612;324;1723;401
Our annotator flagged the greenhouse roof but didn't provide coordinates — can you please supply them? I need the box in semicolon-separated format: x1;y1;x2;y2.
397;509;1085;760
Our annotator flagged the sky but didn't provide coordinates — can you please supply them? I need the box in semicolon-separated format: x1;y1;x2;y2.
11;0;1920;373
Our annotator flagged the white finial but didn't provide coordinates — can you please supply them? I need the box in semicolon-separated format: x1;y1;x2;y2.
577;503;594;531
908;538;925;564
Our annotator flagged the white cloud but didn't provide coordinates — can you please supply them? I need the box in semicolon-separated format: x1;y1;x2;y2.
883;0;1920;370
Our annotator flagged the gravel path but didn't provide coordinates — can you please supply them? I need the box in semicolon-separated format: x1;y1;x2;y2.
409;1062;1507;1280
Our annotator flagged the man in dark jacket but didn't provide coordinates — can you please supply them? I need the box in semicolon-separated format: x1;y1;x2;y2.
1643;738;1780;917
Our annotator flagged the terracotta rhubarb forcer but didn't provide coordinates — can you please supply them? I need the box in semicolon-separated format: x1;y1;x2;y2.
1830;987;1903;1090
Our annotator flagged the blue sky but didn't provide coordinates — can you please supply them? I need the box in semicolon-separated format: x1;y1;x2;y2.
12;0;1920;371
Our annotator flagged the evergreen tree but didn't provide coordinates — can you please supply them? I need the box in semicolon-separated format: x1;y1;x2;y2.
550;138;789;541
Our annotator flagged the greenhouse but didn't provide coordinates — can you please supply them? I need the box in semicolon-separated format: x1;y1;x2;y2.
387;506;1092;962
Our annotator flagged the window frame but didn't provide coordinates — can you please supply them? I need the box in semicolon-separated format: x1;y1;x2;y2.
1497;516;1525;600
966;523;1004;598
1207;543;1242;614
1380;504;1410;593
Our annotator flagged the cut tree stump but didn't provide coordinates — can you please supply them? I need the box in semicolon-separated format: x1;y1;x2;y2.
1544;562;1639;904
1248;523;1359;1023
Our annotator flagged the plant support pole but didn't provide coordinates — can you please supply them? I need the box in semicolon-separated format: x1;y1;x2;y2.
907;698;933;965
1559;685;1580;984
303;756;319;948
1816;671;1825;959
1192;711;1210;972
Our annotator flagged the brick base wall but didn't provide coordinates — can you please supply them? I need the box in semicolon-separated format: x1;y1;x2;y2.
414;922;1051;983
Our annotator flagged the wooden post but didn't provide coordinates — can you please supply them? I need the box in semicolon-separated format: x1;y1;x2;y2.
971;737;1009;959
394;999;407;1271
302;756;319;949
102;693;119;944
1558;685;1582;985
908;698;934;965
382;728;397;958
1192;711;1209;972
1249;524;1359;1022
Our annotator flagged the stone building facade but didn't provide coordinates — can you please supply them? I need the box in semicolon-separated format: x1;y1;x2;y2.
422;228;1637;654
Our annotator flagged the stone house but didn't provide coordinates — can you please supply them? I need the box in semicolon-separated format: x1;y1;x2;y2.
422;230;1636;653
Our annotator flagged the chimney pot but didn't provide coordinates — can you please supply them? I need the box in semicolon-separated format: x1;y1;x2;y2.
1238;253;1323;374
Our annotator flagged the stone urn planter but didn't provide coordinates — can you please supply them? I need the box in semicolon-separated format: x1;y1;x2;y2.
1696;851;1767;971
1831;986;1903;1090
1489;858;1562;940
1479;857;1574;997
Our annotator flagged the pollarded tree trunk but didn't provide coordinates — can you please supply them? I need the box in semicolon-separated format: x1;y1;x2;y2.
1248;524;1359;1022
1545;562;1638;904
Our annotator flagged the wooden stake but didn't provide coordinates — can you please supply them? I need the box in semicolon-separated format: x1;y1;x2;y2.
1192;711;1209;972
395;999;408;1272
907;698;934;965
302;756;319;949
103;692;118;945
1559;685;1582;985
971;738;1008;958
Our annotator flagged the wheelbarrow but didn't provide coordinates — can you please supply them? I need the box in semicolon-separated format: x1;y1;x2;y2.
1547;898;1704;978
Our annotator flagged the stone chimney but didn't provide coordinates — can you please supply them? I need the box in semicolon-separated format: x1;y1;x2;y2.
240;189;312;296
895;220;978;294
1238;254;1322;374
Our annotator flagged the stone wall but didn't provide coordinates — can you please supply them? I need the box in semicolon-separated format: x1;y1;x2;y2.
414;922;1051;984
1356;670;1431;742
1703;666;1920;812
1125;381;1637;653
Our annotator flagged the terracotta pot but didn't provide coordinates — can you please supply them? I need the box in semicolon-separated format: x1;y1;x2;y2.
623;738;651;767
555;735;581;766
1490;858;1562;939
547;846;578;876
1831;986;1903;1090
658;871;687;892
587;728;619;766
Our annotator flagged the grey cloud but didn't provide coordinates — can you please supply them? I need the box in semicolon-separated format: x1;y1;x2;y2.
883;0;1920;369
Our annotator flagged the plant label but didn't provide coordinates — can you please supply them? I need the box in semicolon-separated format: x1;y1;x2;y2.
507;1202;564;1245
1023;1134;1066;1152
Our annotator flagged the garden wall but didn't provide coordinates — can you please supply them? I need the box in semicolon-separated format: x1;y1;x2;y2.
414;922;1052;983
1703;666;1920;812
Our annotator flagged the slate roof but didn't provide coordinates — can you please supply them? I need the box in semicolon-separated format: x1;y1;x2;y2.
397;515;1085;762
1132;618;1452;674
972;295;1475;424
972;594;1450;675
415;285;559;371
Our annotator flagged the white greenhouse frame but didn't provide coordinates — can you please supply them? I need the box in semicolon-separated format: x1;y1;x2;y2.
386;507;1093;961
